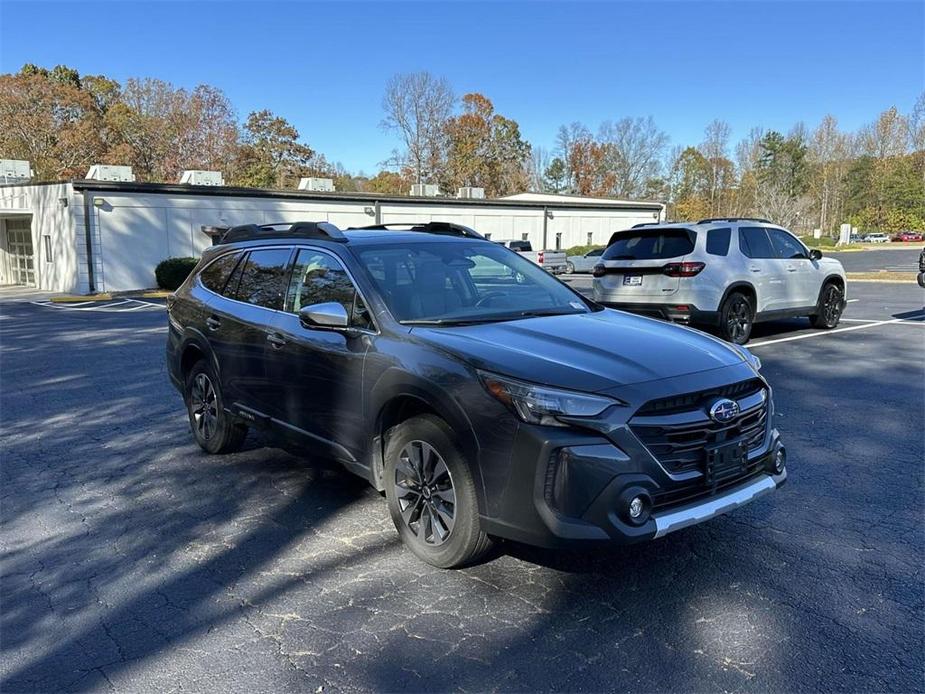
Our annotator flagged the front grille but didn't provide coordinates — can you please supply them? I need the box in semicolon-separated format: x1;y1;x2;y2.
636;378;764;416
630;382;769;476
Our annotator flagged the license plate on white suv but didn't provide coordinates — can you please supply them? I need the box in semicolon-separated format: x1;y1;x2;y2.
623;275;642;286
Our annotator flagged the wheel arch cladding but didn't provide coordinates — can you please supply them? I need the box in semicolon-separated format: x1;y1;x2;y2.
372;377;483;508
721;282;757;310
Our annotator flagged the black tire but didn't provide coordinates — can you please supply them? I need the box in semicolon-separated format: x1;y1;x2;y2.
184;360;247;454
384;415;492;569
810;281;845;329
917;272;925;289
564;261;575;275
718;291;754;344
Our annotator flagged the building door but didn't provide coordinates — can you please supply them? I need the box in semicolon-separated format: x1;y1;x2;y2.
5;219;35;286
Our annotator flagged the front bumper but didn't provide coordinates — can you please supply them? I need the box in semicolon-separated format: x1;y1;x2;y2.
476;366;784;548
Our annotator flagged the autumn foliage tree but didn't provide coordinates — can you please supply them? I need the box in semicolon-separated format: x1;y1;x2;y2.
442;93;531;197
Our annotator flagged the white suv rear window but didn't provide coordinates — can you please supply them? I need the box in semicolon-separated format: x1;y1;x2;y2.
603;229;695;260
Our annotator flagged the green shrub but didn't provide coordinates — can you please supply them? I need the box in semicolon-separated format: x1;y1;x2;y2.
155;257;198;290
564;244;604;257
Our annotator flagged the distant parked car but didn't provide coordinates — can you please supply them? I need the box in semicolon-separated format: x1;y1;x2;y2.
866;233;890;243
494;239;568;274
892;231;923;242
565;247;604;274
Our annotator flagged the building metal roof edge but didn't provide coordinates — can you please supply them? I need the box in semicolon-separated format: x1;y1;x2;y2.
0;179;665;211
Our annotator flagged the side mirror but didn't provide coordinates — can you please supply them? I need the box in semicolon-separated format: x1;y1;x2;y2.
299;302;349;330
810;249;823;261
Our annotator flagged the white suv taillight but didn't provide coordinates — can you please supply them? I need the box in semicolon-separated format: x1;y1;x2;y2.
663;262;705;277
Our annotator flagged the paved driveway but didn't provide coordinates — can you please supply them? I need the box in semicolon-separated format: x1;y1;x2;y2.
1;284;923;692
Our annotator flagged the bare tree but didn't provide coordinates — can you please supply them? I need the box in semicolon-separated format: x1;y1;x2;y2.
809;115;850;234
700;119;732;215
380;72;454;185
597;116;669;198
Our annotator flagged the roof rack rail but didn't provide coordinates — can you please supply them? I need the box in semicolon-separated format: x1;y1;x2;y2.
348;221;486;239
203;221;348;245
695;217;772;225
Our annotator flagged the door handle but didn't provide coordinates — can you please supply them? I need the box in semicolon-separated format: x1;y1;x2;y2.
786;266;797;272
749;266;761;273
266;332;287;348
205;315;221;331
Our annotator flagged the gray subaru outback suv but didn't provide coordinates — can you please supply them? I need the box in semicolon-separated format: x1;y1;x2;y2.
166;221;787;568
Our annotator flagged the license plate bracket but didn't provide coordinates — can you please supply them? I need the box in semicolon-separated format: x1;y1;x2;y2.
705;438;749;485
623;275;642;286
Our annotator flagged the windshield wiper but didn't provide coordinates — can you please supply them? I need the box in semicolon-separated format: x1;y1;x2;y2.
402;317;511;326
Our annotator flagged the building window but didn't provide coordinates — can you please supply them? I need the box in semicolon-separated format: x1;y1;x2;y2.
555;232;563;250
43;235;52;262
484;233;492;240
587;232;593;245
521;233;529;241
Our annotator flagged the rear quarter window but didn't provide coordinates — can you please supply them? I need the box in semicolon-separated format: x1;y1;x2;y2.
603;229;695;260
706;228;731;256
199;252;242;293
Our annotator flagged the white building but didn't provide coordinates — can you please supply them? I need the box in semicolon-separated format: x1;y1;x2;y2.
0;180;664;294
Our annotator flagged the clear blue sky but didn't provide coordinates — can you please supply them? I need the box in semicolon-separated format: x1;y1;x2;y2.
1;0;922;173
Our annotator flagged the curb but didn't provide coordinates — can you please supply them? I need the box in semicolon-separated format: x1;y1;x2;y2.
50;293;113;303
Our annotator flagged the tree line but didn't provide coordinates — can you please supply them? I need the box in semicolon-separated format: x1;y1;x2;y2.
1;64;922;234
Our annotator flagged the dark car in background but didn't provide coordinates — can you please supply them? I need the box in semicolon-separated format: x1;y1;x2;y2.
166;221;786;568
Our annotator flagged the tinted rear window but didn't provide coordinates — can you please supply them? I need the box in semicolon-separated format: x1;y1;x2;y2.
199;252;242;293
232;248;292;310
706;227;731;256
603;229;695;260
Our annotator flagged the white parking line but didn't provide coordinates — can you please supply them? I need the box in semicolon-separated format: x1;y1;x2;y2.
30;299;164;313
750;317;924;347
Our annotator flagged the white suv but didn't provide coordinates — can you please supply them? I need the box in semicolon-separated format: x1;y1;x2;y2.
591;218;848;344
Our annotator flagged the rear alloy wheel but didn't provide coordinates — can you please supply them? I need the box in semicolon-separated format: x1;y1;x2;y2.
810;282;844;329
185;361;247;454
719;292;754;344
384;415;492;568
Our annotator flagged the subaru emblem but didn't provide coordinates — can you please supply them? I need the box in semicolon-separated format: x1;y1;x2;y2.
708;398;740;423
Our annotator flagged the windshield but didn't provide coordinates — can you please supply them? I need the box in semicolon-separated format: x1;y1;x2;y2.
603;229;695;260
354;240;595;325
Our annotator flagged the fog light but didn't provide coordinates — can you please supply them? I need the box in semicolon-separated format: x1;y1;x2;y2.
628;496;645;519
774;447;786;474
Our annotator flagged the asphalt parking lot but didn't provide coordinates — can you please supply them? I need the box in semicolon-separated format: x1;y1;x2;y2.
1;281;923;693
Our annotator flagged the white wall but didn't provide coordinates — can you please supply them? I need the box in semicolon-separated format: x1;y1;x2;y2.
0;182;78;292
1;184;665;293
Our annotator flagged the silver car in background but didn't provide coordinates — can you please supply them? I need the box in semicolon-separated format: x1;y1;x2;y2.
565;247;604;274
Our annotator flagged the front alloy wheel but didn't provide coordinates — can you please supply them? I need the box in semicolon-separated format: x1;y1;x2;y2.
394;440;456;545
384;415;492;568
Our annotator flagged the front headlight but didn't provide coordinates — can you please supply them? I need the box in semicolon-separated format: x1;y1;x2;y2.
478;371;622;426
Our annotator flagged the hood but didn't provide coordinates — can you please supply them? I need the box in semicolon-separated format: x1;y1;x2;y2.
412;309;746;392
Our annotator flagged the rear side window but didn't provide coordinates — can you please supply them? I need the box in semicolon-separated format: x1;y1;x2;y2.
738;227;775;259
199;252;242;294
232;248;293;310
767;228;808;259
603;229;695;260
706;228;731;256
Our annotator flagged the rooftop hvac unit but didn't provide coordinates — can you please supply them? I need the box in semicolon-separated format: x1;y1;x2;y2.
457;186;485;199
0;159;33;184
179;170;225;186
85;165;135;182
298;177;336;192
410;183;440;197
